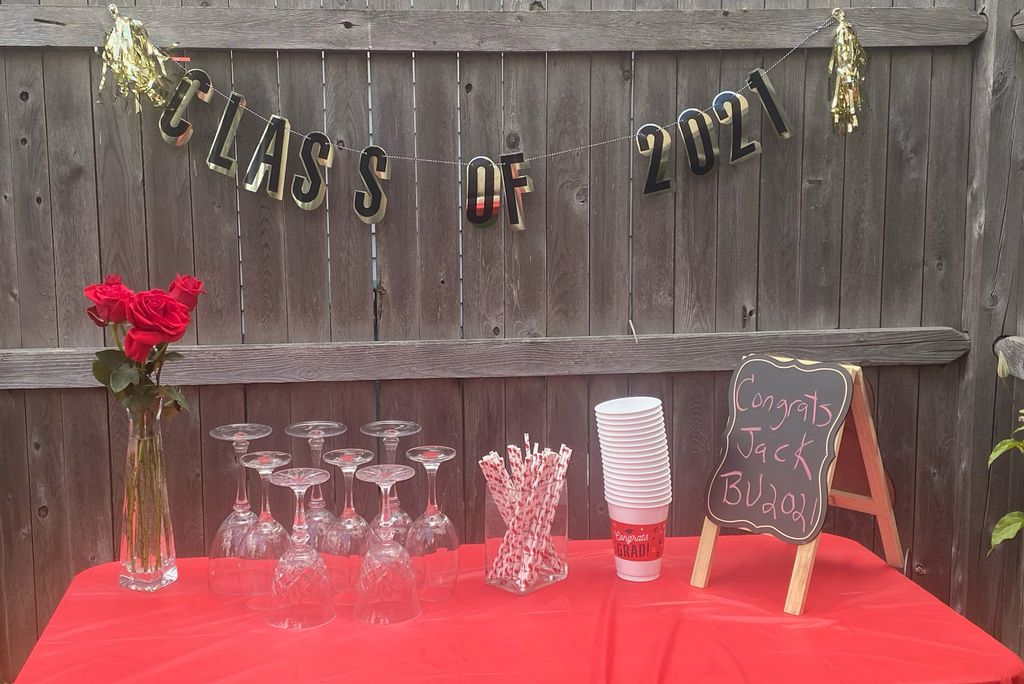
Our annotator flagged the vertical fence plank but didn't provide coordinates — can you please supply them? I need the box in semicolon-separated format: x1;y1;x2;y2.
545;0;591;539
408;0;464;533
322;0;378;518
911;40;970;602
128;0;205;558
711;0;762;524
230;0;294;520
41;0;113;628
587;0;632;539
672;0;720;537
756;6;805;333
459;0;505;544
0;40;35;682
3;26;69;645
502;0;548;452
183;0;247;547
836;0;890;551
877;23;931;581
0;53;34;673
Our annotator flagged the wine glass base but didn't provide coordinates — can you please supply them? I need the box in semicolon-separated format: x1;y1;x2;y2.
119;563;178;593
353;600;421;625
267;603;336;630
417;584;456;602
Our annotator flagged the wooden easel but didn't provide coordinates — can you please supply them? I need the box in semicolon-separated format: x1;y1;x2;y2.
689;364;903;615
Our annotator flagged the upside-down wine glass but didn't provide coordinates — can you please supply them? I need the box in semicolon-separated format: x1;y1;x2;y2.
237;451;291;606
207;424;273;595
321;448;374;604
285;421;346;549
405;446;460;601
353;464;421;625
268;467;335;630
360;421;421;544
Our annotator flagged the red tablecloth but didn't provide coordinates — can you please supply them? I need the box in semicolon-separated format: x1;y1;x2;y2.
17;534;1024;683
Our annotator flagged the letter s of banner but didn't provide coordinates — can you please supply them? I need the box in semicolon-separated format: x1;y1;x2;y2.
291;132;335;211
353;145;390;224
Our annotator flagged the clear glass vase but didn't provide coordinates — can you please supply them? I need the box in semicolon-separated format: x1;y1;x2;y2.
485;480;568;594
119;399;178;591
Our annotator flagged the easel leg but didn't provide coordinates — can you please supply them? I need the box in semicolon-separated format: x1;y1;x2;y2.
690;518;720;588
784;538;821;616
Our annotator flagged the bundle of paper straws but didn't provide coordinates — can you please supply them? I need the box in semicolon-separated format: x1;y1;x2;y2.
479;436;572;591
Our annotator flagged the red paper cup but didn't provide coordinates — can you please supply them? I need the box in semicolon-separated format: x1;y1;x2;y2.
607;502;669;582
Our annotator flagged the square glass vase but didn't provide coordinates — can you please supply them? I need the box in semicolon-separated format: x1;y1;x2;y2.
484;481;568;594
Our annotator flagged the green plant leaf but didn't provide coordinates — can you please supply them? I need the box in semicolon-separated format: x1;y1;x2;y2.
161;351;184;362
96;348;129;370
109;364;139;393
988;438;1022;467
159;385;189;412
991;511;1024;551
92;359;113;388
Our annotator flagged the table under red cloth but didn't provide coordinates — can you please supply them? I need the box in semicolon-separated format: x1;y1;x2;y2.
17;534;1024;683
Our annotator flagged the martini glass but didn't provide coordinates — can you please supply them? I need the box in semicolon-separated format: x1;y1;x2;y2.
238;451;291;605
285;421;347;550
354;464;421;625
361;420;421;544
321;448;374;604
405;446;460;601
268;467;335;630
207;423;272;595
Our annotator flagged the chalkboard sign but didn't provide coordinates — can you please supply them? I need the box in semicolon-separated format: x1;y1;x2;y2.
705;355;854;544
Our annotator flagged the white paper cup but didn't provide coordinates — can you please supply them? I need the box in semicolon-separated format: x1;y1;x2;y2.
596;414;665;430
603;471;670;486
595;396;662;416
597;428;667;441
605;486;672;502
602;457;671;471
607;502;669;582
606;494;672;507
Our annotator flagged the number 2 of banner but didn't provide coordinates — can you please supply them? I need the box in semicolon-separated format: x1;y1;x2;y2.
636;68;793;194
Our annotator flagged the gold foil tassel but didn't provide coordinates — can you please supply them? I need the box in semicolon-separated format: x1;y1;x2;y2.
828;8;867;134
96;4;176;112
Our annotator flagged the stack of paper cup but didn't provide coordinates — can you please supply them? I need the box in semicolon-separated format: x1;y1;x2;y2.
595;396;671;582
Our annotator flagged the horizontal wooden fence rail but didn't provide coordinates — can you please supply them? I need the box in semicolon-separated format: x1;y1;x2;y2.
0;7;987;52
0;327;970;390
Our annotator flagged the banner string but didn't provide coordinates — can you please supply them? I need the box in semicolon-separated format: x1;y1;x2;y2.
165;14;837;168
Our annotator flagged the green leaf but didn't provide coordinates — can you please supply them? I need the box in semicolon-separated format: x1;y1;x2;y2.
95;348;129;370
159;385;189;412
991;511;1024;551
92;360;113;388
988;438;1022;467
109;364;139;393
161;351;184;362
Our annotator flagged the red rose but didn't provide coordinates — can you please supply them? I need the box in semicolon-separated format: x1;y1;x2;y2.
168;274;204;310
123;290;191;362
83;274;134;326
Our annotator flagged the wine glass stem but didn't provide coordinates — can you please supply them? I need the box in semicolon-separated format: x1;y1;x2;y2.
425;464;440;514
379;483;394;540
293;487;310;546
310;437;326;508
383;435;398;464
343;470;356;516
233;441;251;512
258;471;274;521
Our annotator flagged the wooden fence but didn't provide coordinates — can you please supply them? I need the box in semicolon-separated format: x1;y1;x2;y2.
0;0;1022;678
